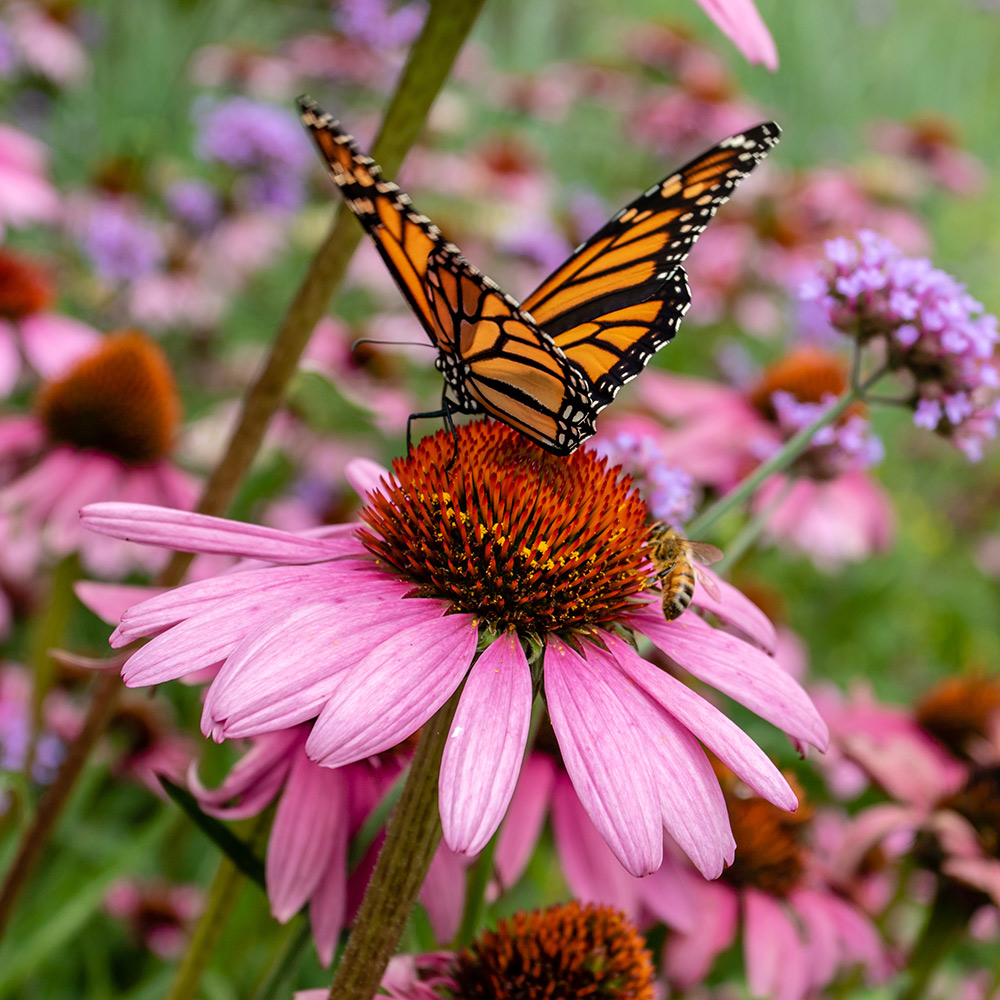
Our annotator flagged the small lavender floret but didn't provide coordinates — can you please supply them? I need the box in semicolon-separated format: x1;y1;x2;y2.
801;229;1000;460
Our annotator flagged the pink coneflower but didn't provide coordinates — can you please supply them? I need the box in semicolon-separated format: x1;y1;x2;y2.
189;724;463;964
104;878;203;959
0;330;197;578
0;123;60;239
83;419;826;879
298;901;657;1000
662;773;890;1000
0;248;100;395
833;676;1000;919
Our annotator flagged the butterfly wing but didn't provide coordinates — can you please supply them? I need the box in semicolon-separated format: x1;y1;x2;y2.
298;97;595;455
522;123;780;410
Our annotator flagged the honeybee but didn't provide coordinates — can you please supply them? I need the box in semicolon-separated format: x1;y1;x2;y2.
647;523;723;621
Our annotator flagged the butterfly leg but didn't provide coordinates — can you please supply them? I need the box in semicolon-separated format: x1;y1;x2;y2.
405;393;460;468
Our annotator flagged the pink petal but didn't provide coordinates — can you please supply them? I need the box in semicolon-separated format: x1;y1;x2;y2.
743;889;809;1000
189;727;301;819
80;502;359;562
604;633;795;810
663;878;738;987
823;893;891;979
587;638;734;878
113;563;397;643
344;457;390;501
551;775;641;917
943;857;1000;908
790;888;839;990
306;614;479;768
20;312;100;378
543;637;663;877
308;820;350;967
420;846;467;943
633;606;828;750
440;631;533;856
205;595;449;739
691;570;777;653
494;752;556;890
635;850;699;933
267;753;345;921
835;803;923;877
75;581;164;625
694;0;778;70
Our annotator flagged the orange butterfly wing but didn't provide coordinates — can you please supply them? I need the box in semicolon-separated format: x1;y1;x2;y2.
521;123;780;410
299;97;595;454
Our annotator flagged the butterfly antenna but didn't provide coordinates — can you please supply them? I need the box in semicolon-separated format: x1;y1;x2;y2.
351;337;437;356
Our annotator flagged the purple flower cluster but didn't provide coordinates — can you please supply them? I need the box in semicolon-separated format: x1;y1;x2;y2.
165;179;221;231
333;0;426;51
802;230;1000;460
771;390;884;478
78;200;165;283
194;97;311;212
589;430;696;525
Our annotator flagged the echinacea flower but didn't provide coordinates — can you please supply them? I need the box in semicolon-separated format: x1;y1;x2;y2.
0;249;100;396
0;330;197;578
0;122;60;236
83;419;826;879
104;879;203;959
661;773;890;1000
296;901;656;1000
189;724;464;964
802;229;1000;460
835;675;1000;915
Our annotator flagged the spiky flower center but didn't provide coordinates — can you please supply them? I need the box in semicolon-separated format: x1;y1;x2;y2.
450;901;655;1000
750;347;851;419
360;420;650;634
35;331;180;464
723;778;811;896
916;675;1000;762
0;250;54;319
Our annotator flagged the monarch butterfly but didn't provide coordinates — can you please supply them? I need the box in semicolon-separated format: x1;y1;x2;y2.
299;96;779;455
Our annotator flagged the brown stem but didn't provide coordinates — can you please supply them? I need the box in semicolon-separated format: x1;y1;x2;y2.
162;0;488;582
327;690;461;1000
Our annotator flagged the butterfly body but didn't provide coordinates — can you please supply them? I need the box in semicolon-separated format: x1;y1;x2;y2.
299;96;779;453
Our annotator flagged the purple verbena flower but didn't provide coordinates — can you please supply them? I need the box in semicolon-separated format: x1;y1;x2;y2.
165;179;221;230
802;229;1000;460
194;97;311;211
589;430;696;526
78;200;164;283
333;0;426;50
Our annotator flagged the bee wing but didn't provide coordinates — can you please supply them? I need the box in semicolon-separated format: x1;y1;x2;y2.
694;565;723;602
687;541;724;565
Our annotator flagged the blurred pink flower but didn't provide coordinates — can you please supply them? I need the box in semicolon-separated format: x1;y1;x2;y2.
5;1;88;84
0;123;60;236
104;879;202;959
84;421;825;881
0;331;197;579
753;471;894;570
661;777;891;1000
191;725;462;963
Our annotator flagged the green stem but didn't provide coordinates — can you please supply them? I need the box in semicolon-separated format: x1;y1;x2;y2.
165;813;271;1000
251;920;313;1000
326;691;461;1000
716;476;794;569
894;882;972;1000
453;828;500;949
160;0;487;583
688;364;887;539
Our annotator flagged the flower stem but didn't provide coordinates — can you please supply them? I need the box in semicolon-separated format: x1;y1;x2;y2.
716;476;794;569
326;690;462;1000
894;882;972;1000
165;813;271;1000
688;364;887;538
160;0;487;584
